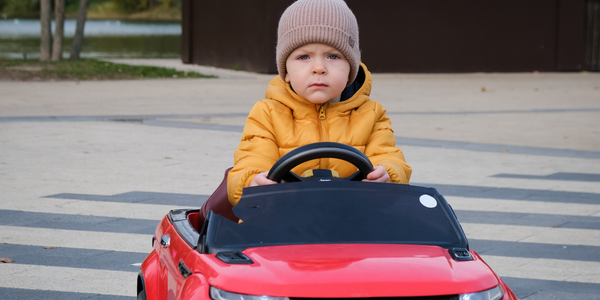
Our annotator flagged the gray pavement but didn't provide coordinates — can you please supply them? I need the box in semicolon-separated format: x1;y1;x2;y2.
1;59;599;299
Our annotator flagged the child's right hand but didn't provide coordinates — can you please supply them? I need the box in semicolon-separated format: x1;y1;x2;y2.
250;171;278;187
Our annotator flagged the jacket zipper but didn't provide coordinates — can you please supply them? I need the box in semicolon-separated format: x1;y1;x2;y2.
318;103;329;169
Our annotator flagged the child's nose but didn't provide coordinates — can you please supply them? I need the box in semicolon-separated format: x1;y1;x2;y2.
312;61;326;75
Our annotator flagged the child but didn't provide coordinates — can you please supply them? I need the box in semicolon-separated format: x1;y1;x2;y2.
227;0;412;206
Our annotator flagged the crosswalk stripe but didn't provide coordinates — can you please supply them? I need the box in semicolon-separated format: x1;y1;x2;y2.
0;225;151;253
447;196;600;217
480;255;600;284
3;195;599;223
1;251;598;295
3;221;599;254
2;257;596;297
2;199;599;299
0;197;187;221
462;223;600;247
0;263;136;297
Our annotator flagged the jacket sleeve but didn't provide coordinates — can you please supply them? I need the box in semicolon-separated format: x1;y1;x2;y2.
227;101;280;206
364;103;412;183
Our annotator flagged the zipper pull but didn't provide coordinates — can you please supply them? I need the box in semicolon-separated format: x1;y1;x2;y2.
319;105;326;120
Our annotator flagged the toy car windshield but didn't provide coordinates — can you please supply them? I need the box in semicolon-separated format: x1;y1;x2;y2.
201;181;468;254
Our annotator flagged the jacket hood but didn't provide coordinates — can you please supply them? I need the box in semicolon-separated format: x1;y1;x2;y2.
264;62;373;119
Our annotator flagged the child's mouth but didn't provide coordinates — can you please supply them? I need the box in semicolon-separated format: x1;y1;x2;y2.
310;83;328;88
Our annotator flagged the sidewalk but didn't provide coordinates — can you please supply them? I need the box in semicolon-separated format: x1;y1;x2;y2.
1;59;600;299
3;59;599;152
2;59;599;192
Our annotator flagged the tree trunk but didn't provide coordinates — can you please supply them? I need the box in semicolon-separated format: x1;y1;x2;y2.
69;0;90;61
51;0;65;61
40;0;52;61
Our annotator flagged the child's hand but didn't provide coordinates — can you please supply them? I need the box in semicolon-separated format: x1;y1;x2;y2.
250;171;278;187
362;166;390;183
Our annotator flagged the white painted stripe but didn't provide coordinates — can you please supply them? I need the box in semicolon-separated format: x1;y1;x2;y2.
481;255;600;284
0;225;151;253
0;263;136;296
3;222;598;253
3;195;598;223
470;178;600;195
0;197;186;220
463;223;600;247
447;196;600;217
0;258;597;298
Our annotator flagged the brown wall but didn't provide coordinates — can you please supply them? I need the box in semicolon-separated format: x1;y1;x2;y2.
182;0;289;73
585;0;600;71
182;0;586;73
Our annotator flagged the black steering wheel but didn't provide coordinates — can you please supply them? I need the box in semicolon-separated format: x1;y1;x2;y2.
267;142;374;183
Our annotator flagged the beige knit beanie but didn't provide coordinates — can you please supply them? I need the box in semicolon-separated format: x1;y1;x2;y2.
276;0;360;84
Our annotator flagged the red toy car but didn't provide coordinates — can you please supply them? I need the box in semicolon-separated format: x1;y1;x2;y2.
137;143;517;300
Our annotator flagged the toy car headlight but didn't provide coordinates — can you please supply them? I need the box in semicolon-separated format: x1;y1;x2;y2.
460;285;504;300
210;287;289;300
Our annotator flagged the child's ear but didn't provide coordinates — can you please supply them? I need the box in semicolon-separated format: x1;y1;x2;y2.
284;73;290;83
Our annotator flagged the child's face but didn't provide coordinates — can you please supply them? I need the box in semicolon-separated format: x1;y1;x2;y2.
285;43;351;104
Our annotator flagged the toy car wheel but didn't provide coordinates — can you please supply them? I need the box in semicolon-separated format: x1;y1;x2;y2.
137;289;146;300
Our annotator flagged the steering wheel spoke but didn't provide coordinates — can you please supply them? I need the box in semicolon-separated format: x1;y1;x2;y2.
346;170;364;181
282;171;303;183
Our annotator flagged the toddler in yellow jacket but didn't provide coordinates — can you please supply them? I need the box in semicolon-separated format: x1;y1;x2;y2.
227;0;412;206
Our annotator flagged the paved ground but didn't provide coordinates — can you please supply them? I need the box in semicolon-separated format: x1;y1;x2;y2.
1;59;599;299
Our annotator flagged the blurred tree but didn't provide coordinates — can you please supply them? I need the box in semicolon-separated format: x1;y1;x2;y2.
40;0;52;61
0;0;181;15
69;0;89;61
52;0;65;61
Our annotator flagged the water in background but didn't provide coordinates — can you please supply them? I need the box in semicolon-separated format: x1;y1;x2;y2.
0;19;181;59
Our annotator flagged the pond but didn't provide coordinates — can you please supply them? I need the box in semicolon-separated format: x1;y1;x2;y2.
0;19;181;59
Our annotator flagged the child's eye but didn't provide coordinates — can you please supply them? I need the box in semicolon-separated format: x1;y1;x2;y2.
298;55;309;60
328;54;340;59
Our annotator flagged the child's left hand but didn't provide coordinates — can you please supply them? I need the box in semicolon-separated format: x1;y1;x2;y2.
362;166;390;183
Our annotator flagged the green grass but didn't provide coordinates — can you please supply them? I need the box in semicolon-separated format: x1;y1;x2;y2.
0;58;216;81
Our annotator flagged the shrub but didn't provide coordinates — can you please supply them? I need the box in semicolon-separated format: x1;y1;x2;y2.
112;0;148;13
1;0;39;15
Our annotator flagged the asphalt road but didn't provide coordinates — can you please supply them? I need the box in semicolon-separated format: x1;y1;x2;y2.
1;60;599;299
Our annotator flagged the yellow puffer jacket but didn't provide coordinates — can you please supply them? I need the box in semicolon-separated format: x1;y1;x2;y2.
227;63;411;205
